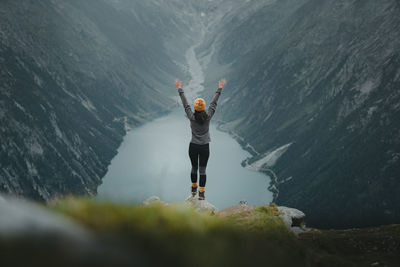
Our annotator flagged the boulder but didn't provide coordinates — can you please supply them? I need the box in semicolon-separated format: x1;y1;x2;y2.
0;194;90;241
217;205;255;219
141;195;217;214
184;195;218;214
277;206;310;235
142;196;166;206
239;200;248;206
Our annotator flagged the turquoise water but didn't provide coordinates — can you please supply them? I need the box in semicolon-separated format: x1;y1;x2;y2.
97;108;273;209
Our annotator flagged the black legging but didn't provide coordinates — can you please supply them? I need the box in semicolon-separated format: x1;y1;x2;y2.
188;142;210;187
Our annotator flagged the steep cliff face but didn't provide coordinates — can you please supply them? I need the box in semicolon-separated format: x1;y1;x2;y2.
200;0;400;228
0;0;195;200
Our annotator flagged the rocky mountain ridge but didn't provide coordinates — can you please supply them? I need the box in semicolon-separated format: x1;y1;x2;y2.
197;0;400;228
0;0;199;200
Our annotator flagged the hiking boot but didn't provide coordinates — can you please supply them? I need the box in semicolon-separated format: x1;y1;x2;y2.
198;191;205;200
191;186;197;197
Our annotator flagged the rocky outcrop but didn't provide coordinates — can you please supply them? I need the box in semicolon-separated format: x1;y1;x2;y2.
277;206;310;236
217;205;255;220
142;196;309;235
141;195;219;214
278;206;306;228
141;196;166;206
217;201;310;236
172;198;310;236
184;195;219;214
0;194;90;241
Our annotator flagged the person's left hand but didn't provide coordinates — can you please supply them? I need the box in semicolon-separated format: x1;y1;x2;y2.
219;78;226;89
175;79;182;89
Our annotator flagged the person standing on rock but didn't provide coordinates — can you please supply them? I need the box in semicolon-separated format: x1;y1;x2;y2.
175;78;226;200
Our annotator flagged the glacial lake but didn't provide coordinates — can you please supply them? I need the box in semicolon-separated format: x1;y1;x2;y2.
97;108;273;209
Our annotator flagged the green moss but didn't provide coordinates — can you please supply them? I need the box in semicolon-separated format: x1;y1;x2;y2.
227;205;288;235
49;198;306;267
51;198;230;236
3;198;399;266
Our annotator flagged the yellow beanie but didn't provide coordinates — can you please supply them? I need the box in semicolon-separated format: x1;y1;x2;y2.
194;98;206;111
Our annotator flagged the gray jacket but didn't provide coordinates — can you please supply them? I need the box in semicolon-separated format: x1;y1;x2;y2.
178;87;222;145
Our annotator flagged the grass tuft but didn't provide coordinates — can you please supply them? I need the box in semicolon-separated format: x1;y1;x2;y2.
49;198;306;266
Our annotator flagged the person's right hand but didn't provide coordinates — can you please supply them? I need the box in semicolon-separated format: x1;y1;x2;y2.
219;78;226;89
175;79;182;89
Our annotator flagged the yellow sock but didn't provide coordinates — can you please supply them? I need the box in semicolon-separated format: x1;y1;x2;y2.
199;187;205;193
192;183;197;188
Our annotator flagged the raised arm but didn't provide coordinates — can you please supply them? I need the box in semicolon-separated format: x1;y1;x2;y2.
207;78;226;118
176;79;194;120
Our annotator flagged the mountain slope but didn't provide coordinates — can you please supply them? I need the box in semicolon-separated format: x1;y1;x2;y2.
1;0;399;229
199;0;400;228
0;0;195;200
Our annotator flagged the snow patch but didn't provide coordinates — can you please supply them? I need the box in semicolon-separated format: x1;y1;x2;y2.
29;139;44;156
49;113;81;159
367;106;377;117
14;101;25;112
25;160;38;176
80;97;97;112
281;176;293;184
263;111;273;123
56;78;77;100
359;80;375;96
184;45;205;100
33;73;43;87
246;143;292;170
199;40;216;70
72;133;82;146
50;113;63;139
217;118;245;134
